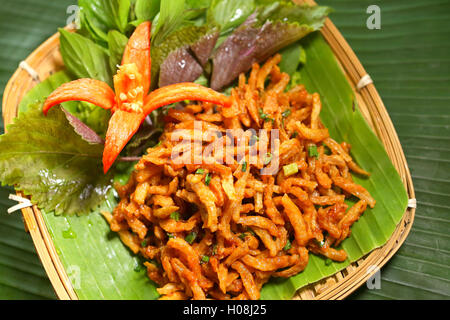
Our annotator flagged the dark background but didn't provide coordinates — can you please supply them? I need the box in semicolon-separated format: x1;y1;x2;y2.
0;0;448;299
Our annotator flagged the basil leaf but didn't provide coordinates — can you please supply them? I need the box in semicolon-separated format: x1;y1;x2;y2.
79;0;131;43
107;30;129;74
59;29;113;86
207;0;256;34
152;0;186;45
135;0;160;21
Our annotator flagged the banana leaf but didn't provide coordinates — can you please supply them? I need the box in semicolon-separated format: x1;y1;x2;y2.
319;0;450;300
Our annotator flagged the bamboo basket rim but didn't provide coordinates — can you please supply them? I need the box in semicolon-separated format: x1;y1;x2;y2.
1;12;415;300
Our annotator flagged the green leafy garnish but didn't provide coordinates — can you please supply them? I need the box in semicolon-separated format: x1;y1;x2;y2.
204;173;212;186
170;212;180;221
207;0;256;34
241;161;247;172
258;108;274;123
308;144;319;158
282;109;291;118
264;153;273;165
78;0;131;44
201;255;210;263
196;168;205;175
59;29;113;86
283;239;292;251
107;30;128;74
185;231;197;244
0;104;113;215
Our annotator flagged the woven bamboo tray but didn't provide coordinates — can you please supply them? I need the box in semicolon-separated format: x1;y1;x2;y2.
2;9;415;300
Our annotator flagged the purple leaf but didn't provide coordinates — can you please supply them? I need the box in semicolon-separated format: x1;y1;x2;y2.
190;31;220;67
159;48;204;87
210;21;313;90
61;107;104;145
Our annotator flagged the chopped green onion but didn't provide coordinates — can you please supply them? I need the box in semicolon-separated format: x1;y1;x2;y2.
292;132;298;138
283;239;292;251
282;109;291;117
205;173;211;186
325;258;333;266
308;145;319;158
185;231;197;244
141;239;147;247
241;161;247;172
258;108;274;123
212;244;218;255
238;233;247;240
316;238;325;248
196;168;205;175
201;255;210;263
283;163;298;177
167;233;175;239
170;212;180;221
250;134;259;146
263;153;272;165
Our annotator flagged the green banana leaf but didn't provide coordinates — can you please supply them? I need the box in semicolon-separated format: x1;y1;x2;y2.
1;0;449;300
319;0;450;300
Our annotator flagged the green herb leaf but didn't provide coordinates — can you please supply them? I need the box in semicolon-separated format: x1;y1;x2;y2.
283;239;292;251
0;104;113;215
170;212;180;221
258;108;274;123
79;0;131;43
264;153;273;165
59;29;113;86
135;0;161;21
207;0;256;34
152;0;186;45
185;231;197;244
107;30;128;75
201;255;210;263
281;109;291;118
196;168;205;175
241;161;247;172
308;144;319;158
204;173;211;186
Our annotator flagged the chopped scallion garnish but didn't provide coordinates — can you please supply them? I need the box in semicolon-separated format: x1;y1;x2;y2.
196;168;205;175
308;145;319;158
258;108;274;123
283;163;298;176
205;173;211;186
170;212;180;221
282;109;291;117
201;255;210;263
241;161;247;172
264;153;272;165
283;239;292;251
185;231;197;244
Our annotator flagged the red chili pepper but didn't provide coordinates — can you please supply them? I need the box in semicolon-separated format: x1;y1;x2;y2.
43;21;231;173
